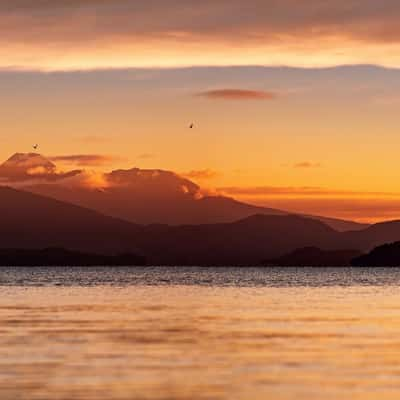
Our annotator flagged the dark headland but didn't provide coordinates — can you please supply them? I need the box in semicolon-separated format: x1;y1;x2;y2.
351;242;400;266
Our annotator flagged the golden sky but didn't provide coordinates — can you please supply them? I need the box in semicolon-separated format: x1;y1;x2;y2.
1;1;400;222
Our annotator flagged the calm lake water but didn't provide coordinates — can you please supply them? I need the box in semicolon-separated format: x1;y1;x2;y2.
1;267;400;400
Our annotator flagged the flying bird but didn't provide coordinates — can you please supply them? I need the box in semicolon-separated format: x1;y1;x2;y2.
189;123;194;129
33;144;38;150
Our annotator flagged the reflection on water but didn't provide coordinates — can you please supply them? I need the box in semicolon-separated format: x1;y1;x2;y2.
1;267;400;399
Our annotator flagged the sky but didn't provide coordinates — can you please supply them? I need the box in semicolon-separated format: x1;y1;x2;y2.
1;1;400;223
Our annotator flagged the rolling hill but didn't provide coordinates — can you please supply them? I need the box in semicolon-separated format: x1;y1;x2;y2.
0;186;143;255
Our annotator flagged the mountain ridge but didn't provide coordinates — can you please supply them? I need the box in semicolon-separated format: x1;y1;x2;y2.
1;185;400;265
0;152;367;231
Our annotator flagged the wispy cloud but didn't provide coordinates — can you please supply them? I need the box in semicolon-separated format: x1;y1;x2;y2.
182;169;219;180
0;169;82;183
246;197;400;224
293;162;322;169
49;154;122;167
196;89;277;101
219;186;400;198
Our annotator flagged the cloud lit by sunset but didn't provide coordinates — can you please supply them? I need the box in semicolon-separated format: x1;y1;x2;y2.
3;1;400;70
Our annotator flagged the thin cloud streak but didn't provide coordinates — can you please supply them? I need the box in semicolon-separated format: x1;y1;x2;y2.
196;89;277;100
0;169;82;183
182;169;219;180
294;162;322;168
49;154;122;167
219;186;400;198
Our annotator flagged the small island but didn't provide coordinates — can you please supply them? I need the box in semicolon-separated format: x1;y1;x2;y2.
265;247;362;267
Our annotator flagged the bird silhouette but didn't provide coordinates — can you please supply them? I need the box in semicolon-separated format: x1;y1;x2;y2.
33;144;38;150
189;123;194;129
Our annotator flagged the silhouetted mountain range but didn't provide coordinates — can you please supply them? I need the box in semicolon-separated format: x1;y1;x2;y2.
266;247;361;266
0;153;366;231
136;214;348;265
351;242;400;266
2;185;400;265
2;152;400;266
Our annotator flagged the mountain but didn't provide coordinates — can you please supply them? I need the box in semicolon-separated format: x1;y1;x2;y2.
345;220;400;250
138;216;400;265
0;188;351;265
133;214;348;265
0;153;365;231
266;247;361;267
351;242;400;266
25;182;289;225
0;186;143;255
2;185;400;265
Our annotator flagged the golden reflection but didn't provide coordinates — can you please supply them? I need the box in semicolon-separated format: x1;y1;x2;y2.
0;285;400;399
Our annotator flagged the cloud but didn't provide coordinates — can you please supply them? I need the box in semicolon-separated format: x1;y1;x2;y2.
0;166;81;183
62;170;111;189
220;186;324;196
218;186;400;198
49;154;121;167
0;153;82;183
182;169;219;180
3;1;400;70
196;89;277;100
104;167;201;196
247;197;400;224
293;162;321;168
219;185;400;223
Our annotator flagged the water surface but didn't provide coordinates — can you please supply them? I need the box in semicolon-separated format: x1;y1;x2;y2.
1;267;400;399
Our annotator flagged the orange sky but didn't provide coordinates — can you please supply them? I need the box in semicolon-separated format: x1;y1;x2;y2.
1;2;400;223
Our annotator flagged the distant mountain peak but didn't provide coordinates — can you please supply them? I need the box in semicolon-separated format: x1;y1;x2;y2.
0;153;80;183
3;153;56;170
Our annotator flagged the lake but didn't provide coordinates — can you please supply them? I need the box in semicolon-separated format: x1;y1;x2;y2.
1;267;400;399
